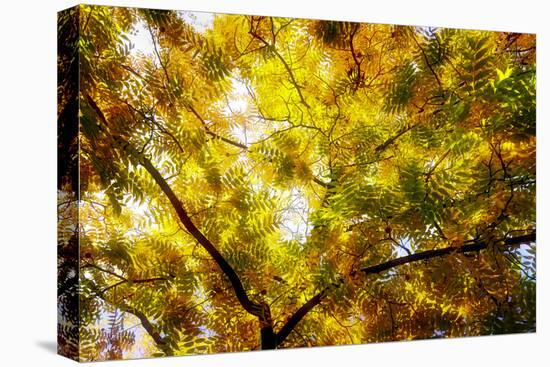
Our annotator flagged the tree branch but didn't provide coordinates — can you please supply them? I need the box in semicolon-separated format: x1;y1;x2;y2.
374;123;417;154
100;277;169;294
81;263;126;281
360;231;535;275
410;31;442;89
86;93;275;342
249;20;310;108
81;262;169;294
349;24;363;91
137;154;265;317
187;102;331;190
124;101;185;153
187;104;249;150
117;302;174;356
91;284;174;356
276;287;328;346
312;176;332;189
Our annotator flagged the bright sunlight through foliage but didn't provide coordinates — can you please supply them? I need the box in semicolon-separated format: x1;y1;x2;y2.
57;5;536;361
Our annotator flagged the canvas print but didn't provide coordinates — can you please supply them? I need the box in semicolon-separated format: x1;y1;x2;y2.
57;4;536;361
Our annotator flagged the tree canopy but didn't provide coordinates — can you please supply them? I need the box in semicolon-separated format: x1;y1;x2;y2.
57;5;536;361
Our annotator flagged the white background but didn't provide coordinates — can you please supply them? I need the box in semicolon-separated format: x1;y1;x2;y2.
0;0;547;365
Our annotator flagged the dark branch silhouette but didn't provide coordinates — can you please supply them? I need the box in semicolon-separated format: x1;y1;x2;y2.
81;263;169;294
375;123;418;153
410;31;443;88
276;288;328;346
275;231;536;345
138;153;266;316
187;104;249;150
360;231;536;275
86;94;278;348
90;282;174;356
116;302;174;356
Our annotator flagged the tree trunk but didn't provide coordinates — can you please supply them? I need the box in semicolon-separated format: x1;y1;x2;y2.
260;326;277;350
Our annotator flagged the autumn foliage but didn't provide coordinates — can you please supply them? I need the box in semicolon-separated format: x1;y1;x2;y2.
57;5;536;361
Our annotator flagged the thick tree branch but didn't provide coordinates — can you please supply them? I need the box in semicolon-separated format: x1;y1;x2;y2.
87;93;280;348
86;93;266;320
276;287;328;346
360;231;535;275
137;154;266;317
